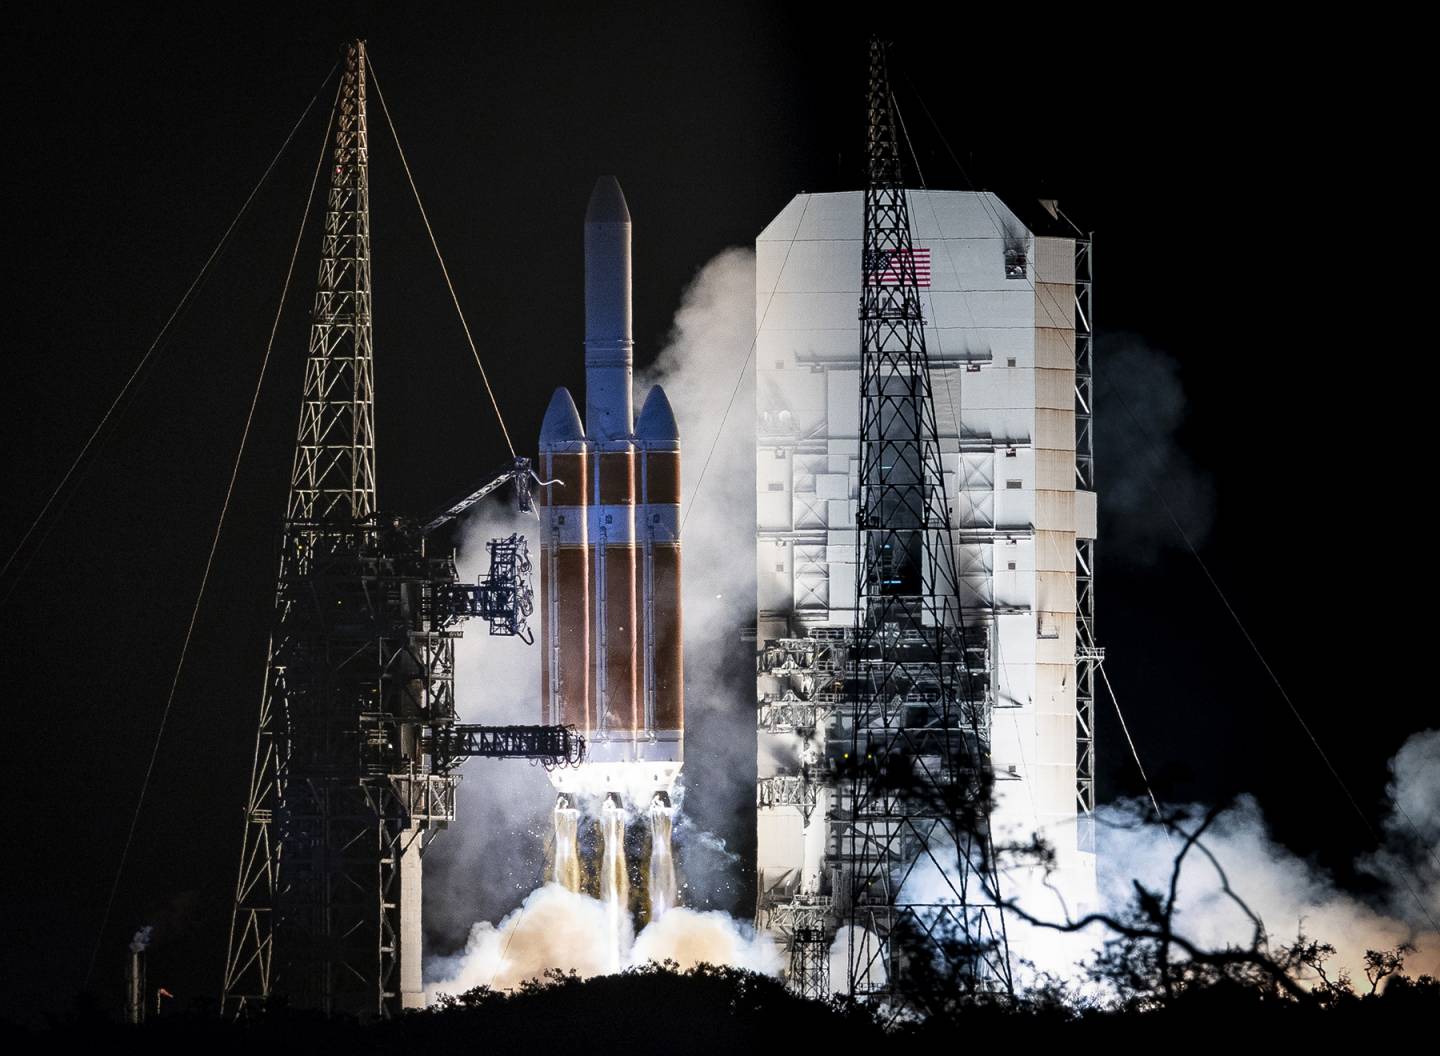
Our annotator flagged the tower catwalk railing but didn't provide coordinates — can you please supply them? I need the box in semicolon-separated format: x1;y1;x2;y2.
842;39;1011;1007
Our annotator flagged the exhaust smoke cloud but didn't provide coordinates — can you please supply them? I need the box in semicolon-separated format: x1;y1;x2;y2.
635;247;758;909
426;884;780;1000
1001;730;1440;991
861;731;1439;997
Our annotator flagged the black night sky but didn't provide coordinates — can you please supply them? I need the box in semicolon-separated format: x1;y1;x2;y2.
0;2;1424;1027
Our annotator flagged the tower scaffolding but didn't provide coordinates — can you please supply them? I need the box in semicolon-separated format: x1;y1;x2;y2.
222;41;575;1018
225;43;386;1014
752;36;1099;1012
840;38;1012;1005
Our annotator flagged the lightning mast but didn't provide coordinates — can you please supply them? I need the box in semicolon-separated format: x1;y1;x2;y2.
223;41;574;1017
224;39;413;1017
842;39;1012;1004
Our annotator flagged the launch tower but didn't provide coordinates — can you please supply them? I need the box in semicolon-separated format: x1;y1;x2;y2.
754;41;1098;1003
222;42;580;1018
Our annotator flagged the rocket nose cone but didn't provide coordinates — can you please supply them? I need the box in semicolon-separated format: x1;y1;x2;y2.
540;387;586;444
636;385;680;443
586;175;631;224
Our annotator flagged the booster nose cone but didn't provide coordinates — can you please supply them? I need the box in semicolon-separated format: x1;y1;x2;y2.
586;175;631;224
540;387;586;446
636;386;680;445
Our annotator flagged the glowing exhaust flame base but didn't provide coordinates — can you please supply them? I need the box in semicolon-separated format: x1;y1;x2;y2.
424;774;782;1004
424;883;782;1002
648;801;677;921
548;755;682;803
599;795;630;972
551;802;582;894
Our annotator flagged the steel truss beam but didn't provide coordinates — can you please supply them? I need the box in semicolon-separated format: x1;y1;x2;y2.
226;517;467;1016
432;724;584;768
758;898;834;1001
1073;236;1100;832
226;42;379;1016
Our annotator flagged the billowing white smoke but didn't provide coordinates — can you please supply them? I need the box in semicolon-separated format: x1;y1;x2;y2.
827;926;887;995
630;903;779;975
895;730;1440;993
1077;728;1439;986
427;885;621;996
426;884;780;999
422;508;551;946
635;247;759;909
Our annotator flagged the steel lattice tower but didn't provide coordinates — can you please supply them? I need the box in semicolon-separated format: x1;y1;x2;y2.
289;40;375;530
1073;237;1099;829
224;41;455;1017
842;39;1012;1005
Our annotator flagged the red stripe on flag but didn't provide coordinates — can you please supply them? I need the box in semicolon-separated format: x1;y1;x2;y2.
868;248;931;287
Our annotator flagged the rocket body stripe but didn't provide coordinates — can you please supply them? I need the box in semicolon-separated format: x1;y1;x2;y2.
539;392;590;737
596;450;636;507
639;392;683;754
541;452;588;509
552;547;590;732
643;451;681;506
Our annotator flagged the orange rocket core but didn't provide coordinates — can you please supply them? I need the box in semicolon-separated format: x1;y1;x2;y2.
539;177;683;776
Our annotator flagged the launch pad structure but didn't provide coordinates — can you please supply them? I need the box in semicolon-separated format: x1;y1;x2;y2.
222;42;580;1019
205;33;1095;1020
754;41;1099;1005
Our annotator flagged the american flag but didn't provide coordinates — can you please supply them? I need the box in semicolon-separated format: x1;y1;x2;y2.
865;247;930;287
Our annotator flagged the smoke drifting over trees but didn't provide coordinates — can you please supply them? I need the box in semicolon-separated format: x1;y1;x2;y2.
1001;729;1440;991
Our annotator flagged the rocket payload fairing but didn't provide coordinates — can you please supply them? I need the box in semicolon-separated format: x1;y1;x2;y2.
539;176;683;804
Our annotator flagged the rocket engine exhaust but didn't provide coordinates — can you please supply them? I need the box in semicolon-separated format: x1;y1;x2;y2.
648;793;677;920
600;793;629;970
551;794;582;894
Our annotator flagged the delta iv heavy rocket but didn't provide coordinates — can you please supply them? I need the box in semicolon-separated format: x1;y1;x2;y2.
538;176;683;809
